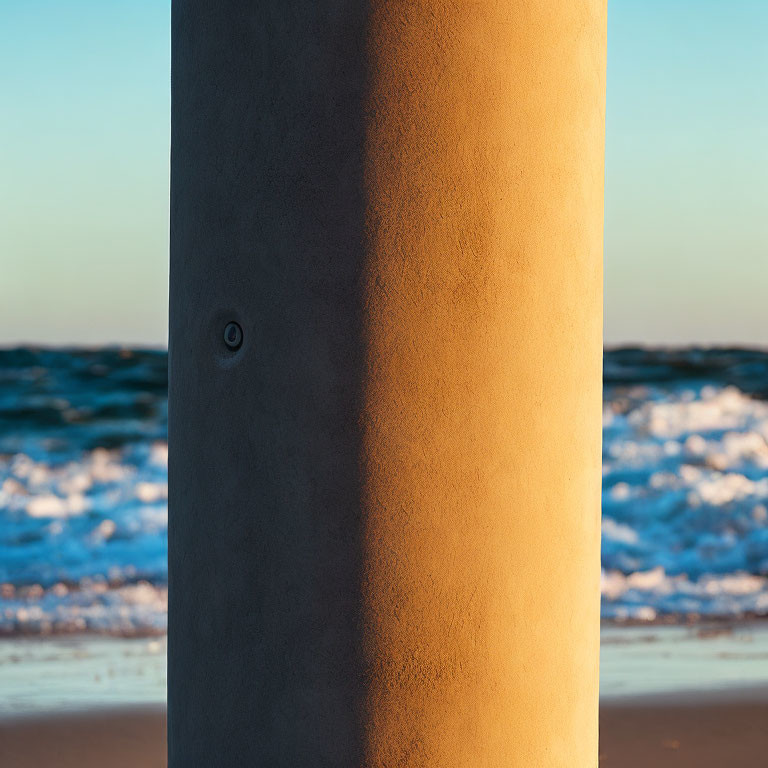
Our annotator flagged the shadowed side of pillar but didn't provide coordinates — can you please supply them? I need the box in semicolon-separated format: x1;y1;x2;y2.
169;1;370;765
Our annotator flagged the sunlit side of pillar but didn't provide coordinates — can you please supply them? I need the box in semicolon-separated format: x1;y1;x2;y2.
360;3;605;765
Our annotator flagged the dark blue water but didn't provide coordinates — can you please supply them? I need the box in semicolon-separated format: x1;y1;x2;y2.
0;349;167;635
2;346;768;634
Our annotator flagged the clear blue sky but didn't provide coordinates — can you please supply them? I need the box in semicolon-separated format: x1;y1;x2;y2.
1;1;766;347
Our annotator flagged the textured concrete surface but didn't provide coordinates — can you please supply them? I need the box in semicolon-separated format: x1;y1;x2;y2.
169;1;606;766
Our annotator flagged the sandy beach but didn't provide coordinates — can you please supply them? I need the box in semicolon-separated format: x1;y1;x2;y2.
600;689;768;767
0;708;166;768
1;692;767;767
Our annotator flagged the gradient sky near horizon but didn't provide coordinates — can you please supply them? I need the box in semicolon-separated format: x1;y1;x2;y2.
1;1;766;347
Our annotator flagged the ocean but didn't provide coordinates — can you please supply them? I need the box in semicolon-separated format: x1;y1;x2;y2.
2;346;768;636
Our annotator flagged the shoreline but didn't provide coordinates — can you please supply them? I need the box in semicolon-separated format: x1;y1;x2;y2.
600;687;768;767
2;625;768;765
3;621;768;714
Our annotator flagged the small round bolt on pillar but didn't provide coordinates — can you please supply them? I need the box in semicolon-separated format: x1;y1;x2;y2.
223;322;242;350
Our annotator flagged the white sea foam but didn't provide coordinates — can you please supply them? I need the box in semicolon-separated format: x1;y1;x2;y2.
0;441;168;635
602;379;768;619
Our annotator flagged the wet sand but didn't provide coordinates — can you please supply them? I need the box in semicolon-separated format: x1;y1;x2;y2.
0;707;166;768
1;692;767;767
600;688;768;767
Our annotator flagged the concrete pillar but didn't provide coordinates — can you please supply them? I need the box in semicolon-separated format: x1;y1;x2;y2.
169;2;605;766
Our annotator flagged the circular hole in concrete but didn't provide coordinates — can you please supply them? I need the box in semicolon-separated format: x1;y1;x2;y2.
223;321;243;351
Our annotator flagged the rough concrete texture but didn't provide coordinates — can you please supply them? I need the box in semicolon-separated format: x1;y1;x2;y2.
169;1;606;766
